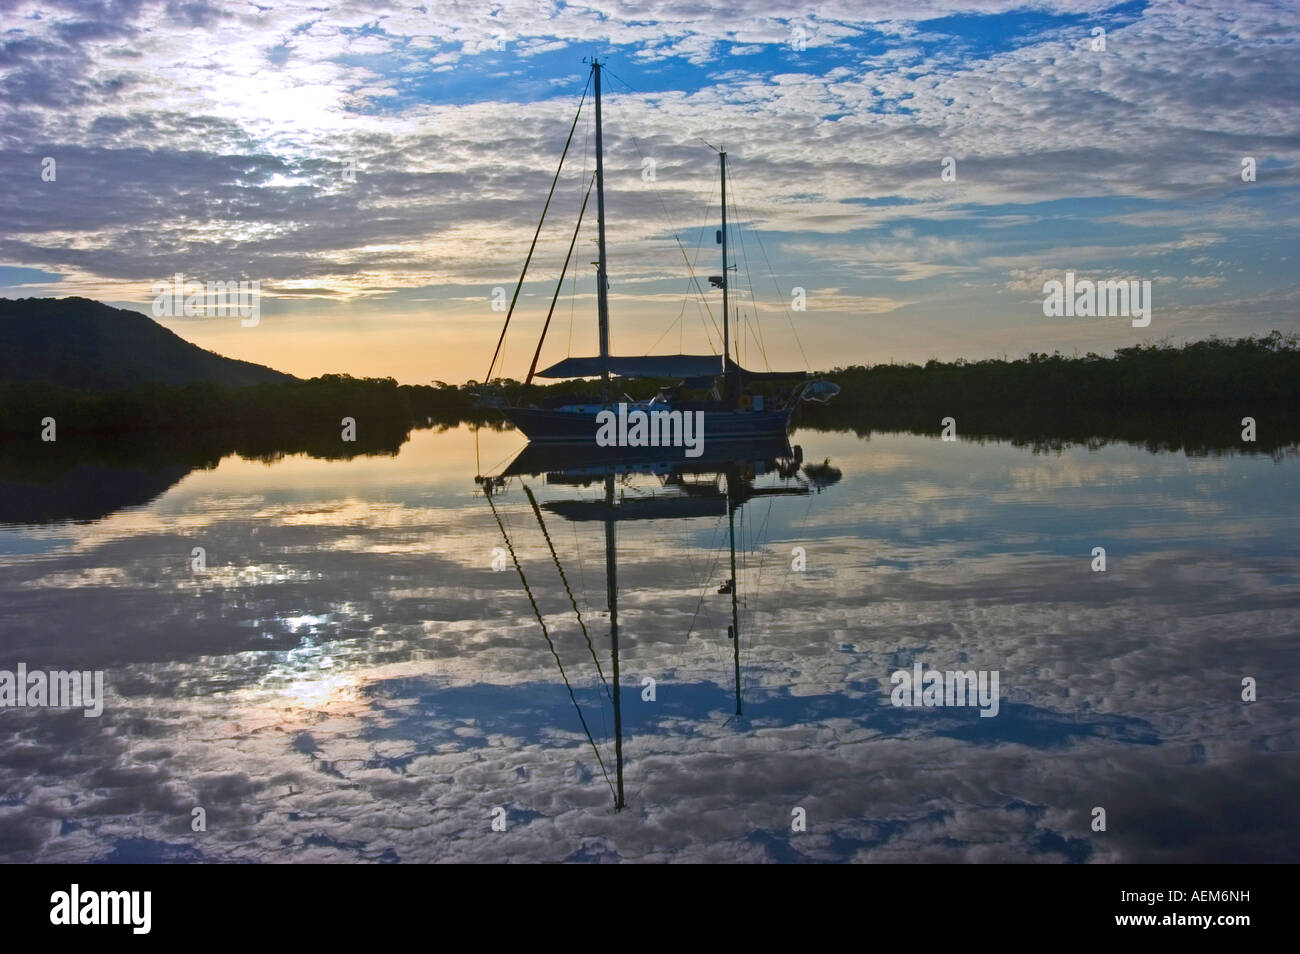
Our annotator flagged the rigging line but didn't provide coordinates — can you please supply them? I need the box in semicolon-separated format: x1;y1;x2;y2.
694;295;717;357
600;79;724;359
693;179;718;269
485;487;617;802
600;65;637;93
632;128;722;355
682;511;728;641
731;190;771;370
522;482;611;697
748;495;776;624
742;313;767;371
690;182;722;356
729;191;766;370
738;500;763;681
475;441;525;486
566;269;578;357
673;482;712;584
679;176;715;325
481;441;527;481
569;105;591;358
569;515;604;717
604;96;723;347
728;175;776;358
571;520;592;620
735;499;744;682
521;174;596;396
687;178;722;353
643;140;722;344
646;307;684;354
738;501;764;670
729;175;812;371
484;72;591;384
603;70;781;374
570;518;601;702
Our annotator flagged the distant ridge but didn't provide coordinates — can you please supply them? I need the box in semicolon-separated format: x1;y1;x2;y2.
0;297;295;390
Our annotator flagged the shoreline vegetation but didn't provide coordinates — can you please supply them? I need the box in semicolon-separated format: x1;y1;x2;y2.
2;333;1298;462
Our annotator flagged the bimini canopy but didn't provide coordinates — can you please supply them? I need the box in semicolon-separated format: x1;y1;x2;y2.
536;354;806;382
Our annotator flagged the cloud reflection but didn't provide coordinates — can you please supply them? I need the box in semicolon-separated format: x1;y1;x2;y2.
0;425;1296;862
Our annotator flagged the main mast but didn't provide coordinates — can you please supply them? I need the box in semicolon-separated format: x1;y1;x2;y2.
594;62;624;810
593;60;611;402
720;149;730;401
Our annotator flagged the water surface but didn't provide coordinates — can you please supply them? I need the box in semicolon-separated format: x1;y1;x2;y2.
0;424;1296;862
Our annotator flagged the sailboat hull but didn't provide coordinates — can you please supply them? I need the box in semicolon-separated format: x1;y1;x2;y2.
502;405;794;445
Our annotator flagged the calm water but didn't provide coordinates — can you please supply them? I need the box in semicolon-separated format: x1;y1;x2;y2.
0;424;1297;863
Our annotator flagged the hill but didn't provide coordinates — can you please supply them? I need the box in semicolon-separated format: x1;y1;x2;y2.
0;296;294;390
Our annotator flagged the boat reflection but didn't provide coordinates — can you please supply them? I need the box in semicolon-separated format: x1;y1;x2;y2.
477;437;841;811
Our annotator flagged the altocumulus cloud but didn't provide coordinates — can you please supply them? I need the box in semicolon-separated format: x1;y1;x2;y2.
0;0;1296;368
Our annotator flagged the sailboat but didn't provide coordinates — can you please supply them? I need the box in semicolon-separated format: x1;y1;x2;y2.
484;59;838;447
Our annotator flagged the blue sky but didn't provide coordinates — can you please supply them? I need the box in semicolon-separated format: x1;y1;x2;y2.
0;0;1296;382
